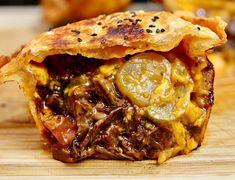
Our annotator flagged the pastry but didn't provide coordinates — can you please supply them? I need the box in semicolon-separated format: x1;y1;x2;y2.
0;11;226;163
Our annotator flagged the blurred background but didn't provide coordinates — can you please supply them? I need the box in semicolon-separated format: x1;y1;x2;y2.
0;0;148;5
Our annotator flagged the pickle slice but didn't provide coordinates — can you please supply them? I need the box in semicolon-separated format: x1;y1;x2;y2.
116;52;171;107
147;59;194;121
116;52;194;121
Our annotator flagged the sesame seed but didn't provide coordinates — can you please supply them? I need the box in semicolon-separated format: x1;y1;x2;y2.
71;30;80;34
130;12;137;17
124;18;134;23
91;33;97;36
132;21;137;25
146;29;153;33
117;20;123;24
197;27;201;30
161;29;165;32
124;35;128;40
149;25;155;28
140;29;144;33
154;16;159;20
97;22;102;25
151;16;159;22
77;38;82;42
136;19;142;23
156;29;161;33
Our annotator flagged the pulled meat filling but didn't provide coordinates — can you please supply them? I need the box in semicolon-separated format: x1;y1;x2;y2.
33;51;209;163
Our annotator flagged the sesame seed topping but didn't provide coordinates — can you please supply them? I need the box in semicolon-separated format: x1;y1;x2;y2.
151;16;159;22
136;19;142;23
117;20;123;24
161;29;165;32
71;30;80;34
197;27;201;30
132;21;137;25
91;33;97;36
97;22;102;25
140;29;144;33
156;29;160;33
77;38;82;42
124;18;134;23
146;29;153;33
124;35;128;40
154;16;159;19
149;25;155;28
130;12;137;17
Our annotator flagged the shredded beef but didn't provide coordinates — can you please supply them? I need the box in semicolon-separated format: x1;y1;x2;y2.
36;54;175;162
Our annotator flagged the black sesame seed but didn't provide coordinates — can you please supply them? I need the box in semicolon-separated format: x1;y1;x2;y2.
91;33;97;36
197;27;201;31
117;20;123;24
136;19;142;23
124;35;128;40
124;18;134;23
132;21;137;25
97;22;102;25
130;12;137;17
77;38;82;42
161;29;165;32
151;16;159;22
154;16;159;20
71;29;80;34
117;24;123;27
128;19;134;23
149;24;155;28
146;29;153;33
156;29;161;33
140;29;144;33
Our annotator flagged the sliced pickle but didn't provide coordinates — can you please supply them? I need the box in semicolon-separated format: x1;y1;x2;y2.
116;52;171;107
148;84;193;121
116;51;194;121
147;59;194;121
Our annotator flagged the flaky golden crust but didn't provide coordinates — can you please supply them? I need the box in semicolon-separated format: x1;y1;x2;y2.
0;11;226;162
0;11;226;82
41;0;131;26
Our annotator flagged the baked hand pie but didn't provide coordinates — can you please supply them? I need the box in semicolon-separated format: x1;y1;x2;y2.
0;11;226;163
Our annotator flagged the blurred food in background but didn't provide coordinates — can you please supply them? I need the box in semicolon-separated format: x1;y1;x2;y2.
41;0;132;26
156;0;235;78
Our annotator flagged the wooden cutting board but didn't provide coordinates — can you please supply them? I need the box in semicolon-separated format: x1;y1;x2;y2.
0;5;235;179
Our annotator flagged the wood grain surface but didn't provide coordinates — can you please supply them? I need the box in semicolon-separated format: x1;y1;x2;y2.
0;5;235;179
